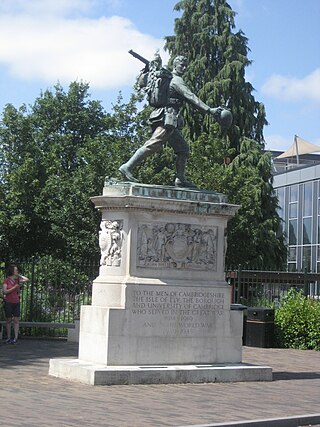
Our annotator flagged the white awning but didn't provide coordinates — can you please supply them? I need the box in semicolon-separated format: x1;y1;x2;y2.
275;135;320;159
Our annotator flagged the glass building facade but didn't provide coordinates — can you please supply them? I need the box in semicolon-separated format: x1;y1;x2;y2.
273;164;320;274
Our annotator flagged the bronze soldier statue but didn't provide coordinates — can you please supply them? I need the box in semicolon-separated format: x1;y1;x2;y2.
119;53;232;188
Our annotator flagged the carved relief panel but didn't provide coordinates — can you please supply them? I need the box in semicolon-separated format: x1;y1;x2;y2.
99;220;124;266
137;222;217;271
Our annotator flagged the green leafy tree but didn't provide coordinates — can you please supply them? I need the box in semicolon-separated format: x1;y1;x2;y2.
162;0;286;268
0;82;143;262
0;104;42;257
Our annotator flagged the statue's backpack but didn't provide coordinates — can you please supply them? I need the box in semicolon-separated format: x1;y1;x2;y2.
145;67;172;107
138;55;172;108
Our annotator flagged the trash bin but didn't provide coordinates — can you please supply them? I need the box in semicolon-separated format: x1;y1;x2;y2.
245;307;274;348
230;304;247;345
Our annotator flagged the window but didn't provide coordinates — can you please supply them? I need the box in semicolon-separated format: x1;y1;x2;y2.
288;247;297;262
289;220;297;245
288;185;298;243
303;246;311;271
277;187;285;220
289;203;297;219
303;182;313;216
303;217;312;244
290;185;298;202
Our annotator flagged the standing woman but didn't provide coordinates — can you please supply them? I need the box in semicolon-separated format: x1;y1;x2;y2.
3;264;29;344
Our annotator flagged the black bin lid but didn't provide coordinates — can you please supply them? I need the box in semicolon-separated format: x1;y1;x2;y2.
247;306;274;321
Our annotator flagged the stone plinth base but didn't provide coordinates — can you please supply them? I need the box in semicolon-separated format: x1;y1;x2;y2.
78;284;242;366
49;358;272;386
50;183;269;386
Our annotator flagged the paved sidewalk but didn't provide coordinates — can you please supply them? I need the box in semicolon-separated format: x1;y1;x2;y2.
0;339;320;427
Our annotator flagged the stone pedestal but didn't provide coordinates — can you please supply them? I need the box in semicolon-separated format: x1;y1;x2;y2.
49;183;272;384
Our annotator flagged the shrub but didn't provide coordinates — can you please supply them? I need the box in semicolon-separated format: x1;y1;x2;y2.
275;288;320;350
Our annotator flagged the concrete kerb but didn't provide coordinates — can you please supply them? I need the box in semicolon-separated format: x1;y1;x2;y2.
178;413;320;427
0;320;79;342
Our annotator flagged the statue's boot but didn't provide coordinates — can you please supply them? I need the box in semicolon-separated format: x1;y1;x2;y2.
175;154;198;189
119;147;150;183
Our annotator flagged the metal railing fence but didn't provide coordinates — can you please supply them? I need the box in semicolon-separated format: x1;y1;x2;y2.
2;258;320;336
1;257;99;337
226;266;320;306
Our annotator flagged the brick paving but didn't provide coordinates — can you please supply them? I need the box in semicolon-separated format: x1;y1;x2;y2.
0;339;319;427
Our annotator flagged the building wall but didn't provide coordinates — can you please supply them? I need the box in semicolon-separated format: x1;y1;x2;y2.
273;164;320;275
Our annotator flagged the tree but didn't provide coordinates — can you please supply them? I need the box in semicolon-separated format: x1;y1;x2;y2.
0;1;287;269
165;0;267;149
0;104;42;258
0;82;143;262
163;0;286;268
226;139;286;267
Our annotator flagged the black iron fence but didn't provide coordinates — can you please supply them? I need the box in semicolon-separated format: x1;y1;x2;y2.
226;266;320;306
2;257;320;337
1;258;99;337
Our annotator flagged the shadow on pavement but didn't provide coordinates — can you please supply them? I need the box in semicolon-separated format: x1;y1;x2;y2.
0;338;78;370
273;371;320;381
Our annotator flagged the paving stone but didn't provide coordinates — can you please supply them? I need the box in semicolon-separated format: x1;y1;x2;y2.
0;340;319;426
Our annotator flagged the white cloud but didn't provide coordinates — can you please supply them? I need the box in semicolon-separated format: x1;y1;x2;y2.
0;2;167;89
261;68;320;103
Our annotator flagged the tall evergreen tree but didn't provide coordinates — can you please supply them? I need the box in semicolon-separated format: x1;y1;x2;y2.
163;0;286;268
165;0;267;151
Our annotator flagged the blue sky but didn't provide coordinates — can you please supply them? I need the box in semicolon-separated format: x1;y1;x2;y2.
0;0;319;151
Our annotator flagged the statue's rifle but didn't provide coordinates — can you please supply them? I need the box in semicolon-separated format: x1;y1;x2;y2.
128;49;150;71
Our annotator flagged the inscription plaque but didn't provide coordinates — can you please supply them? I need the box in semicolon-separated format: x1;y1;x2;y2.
127;286;226;337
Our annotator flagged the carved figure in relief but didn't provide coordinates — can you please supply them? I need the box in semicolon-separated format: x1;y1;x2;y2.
146;238;157;261
99;220;123;266
190;229;202;263
201;228;217;263
153;226;167;262
138;225;149;261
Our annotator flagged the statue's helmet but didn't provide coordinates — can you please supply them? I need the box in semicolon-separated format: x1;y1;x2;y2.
217;108;233;130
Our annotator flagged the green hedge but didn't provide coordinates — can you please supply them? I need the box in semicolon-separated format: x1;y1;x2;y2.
275;288;320;350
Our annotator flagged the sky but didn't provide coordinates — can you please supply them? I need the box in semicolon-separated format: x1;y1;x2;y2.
0;0;319;152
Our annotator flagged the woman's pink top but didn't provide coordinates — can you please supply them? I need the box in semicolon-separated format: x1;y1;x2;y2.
3;277;20;303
